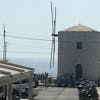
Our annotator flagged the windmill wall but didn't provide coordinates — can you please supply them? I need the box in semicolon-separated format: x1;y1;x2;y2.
58;30;100;81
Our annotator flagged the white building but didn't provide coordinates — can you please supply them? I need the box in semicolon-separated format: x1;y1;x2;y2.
58;24;100;81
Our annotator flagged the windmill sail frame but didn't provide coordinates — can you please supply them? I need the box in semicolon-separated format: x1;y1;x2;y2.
50;2;58;68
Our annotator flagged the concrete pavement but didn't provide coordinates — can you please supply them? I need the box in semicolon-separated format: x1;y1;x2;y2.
34;87;79;100
21;87;100;100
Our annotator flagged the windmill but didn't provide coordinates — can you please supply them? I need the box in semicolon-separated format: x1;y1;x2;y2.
50;2;58;68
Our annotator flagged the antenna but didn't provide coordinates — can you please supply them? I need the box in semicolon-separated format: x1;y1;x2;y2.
50;2;58;68
3;24;7;61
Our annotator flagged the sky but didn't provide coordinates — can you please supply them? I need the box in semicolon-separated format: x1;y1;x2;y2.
0;0;100;74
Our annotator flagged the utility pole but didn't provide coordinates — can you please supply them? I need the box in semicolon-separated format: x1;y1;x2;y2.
3;24;7;61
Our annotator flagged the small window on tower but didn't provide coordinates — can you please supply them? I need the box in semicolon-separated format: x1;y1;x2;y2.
76;42;82;49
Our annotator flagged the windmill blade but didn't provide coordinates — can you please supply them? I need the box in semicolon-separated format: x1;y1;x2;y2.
50;39;54;68
50;1;54;68
50;2;57;68
51;1;54;34
52;37;55;67
54;7;56;34
52;7;56;67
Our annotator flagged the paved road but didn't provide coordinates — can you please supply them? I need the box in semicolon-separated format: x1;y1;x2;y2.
34;87;79;100
21;87;100;100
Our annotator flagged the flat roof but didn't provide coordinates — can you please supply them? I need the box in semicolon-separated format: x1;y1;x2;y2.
0;61;34;86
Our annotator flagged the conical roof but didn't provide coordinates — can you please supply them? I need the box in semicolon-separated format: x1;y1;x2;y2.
62;24;97;32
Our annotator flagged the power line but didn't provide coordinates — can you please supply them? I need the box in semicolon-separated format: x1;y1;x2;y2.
6;31;50;36
0;41;51;49
2;39;100;48
9;44;50;50
1;33;100;45
0;34;69;43
0;50;50;54
0;34;51;41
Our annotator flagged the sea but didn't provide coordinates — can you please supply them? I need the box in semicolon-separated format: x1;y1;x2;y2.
8;58;57;76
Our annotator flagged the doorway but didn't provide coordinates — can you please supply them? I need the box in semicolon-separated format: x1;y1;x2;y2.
75;64;82;80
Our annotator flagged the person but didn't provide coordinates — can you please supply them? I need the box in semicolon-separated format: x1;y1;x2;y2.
44;72;48;87
69;73;74;87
